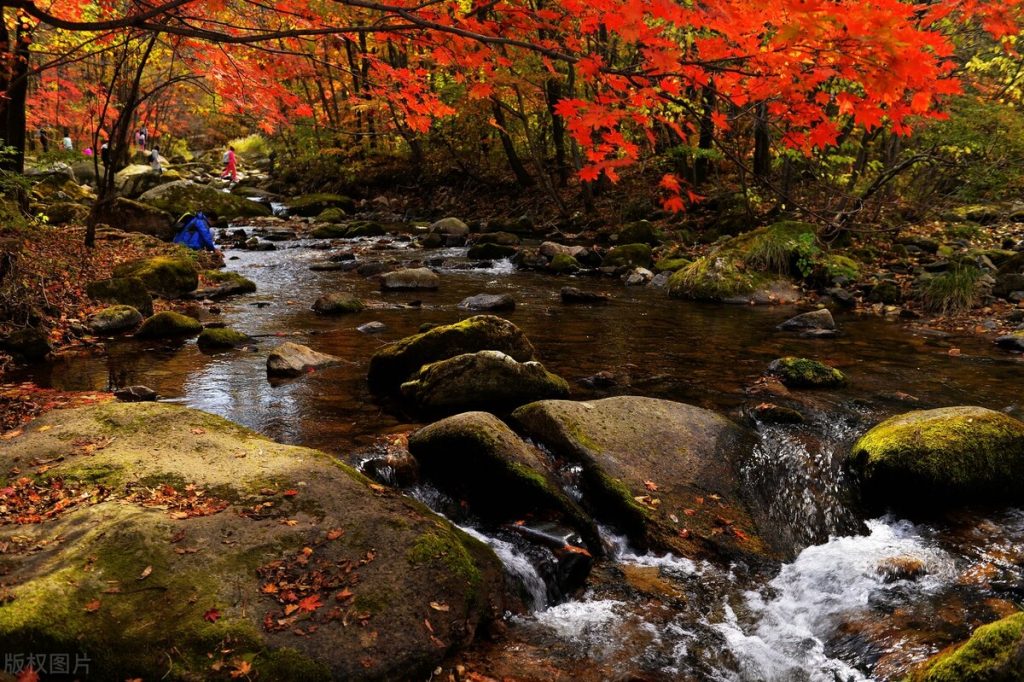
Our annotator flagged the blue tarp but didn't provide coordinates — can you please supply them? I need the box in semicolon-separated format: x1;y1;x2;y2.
171;212;216;251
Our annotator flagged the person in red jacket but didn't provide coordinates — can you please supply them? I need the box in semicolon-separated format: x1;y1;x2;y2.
220;145;237;182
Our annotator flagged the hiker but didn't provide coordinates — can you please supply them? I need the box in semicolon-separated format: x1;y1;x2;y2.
99;141;110;171
149;146;162;174
39;129;49;153
220;146;237;183
172;212;219;252
139;125;148;149
62;129;73;151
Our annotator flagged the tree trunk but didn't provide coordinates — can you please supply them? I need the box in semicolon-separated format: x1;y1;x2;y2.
694;85;715;185
491;98;534;187
4;11;29;173
753;103;770;180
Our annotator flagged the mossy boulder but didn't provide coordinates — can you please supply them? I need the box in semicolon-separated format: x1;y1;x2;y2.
193;270;257;300
197;327;249;350
849;407;1024;510
0;327;52;361
285;193;355;218
428;217;470;237
549;253;581;273
908;612;1024;681
511;396;792;562
310;223;350;238
400;350;570;416
346;220;386;238
89;305;143;335
87;277;154;317
368;315;535;393
0;402;504;681
92;197;176;240
767;357;846;388
653;257;691;273
667;254;764;300
138;181;271;221
113;255;199;298
408;411;600;553
602;243;653;269
114;163;173;198
615;220;658;245
43;201;90;225
135;311;202;339
467;243;517;260
315;207;346;223
380;268;440;291
312;293;365;315
474;231;520;246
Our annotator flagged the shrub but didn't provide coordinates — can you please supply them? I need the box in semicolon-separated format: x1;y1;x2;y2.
921;266;982;315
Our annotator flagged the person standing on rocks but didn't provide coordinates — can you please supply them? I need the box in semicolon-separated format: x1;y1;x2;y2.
149;146;162;174
39;128;49;153
221;145;238;183
62;129;73;151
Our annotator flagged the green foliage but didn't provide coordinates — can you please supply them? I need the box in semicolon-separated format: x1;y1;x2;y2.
920;266;983;315
228;134;269;159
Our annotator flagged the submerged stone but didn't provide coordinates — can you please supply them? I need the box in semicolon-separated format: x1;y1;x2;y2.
767;357;846;388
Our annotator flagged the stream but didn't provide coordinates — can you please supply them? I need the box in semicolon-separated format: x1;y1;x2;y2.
18;227;1024;680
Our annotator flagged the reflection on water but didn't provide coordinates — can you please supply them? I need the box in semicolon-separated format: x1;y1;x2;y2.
20;233;1024;680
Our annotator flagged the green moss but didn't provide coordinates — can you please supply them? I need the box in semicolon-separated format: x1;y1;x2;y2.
346;220;385;237
740;221;817;274
653;257;691;273
113;255;199;298
603;243;653;269
135;311;202;339
912;612;1024;681
286;193;354;217
86;277;154;317
407;526;482;594
616;220;658;245
258;647;332;681
549;253;581;273
822;254;860;281
312;293;365;315
767;357;846;388
667;254;764;300
197;327;249;349
315;207;346;223
850;407;1024;507
202;270;256;293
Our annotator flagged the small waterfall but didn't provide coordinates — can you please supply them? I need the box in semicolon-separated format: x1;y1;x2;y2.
461;526;548;610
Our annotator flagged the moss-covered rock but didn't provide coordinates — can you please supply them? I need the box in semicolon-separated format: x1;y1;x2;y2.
89;305;143;335
467;243;517;260
87;277;154;317
408;412;600;552
0;327;51;361
43;201;91;225
134;311;202;339
400;350;570;416
368;315;535;393
428;217;469;236
346;220;385;238
312;293;365;315
667;254;764;300
653;257;691;273
113;255;198;298
549;253;581;273
310;223;349;238
849;407;1024;509
380;268;440;291
202;270;256;293
909;612;1024;681
511;397;792;562
114;163;174;198
0;402;505;681
602;243;653;269
285;193;355;217
767;357;846;388
615;220;658;245
315;207;346;223
197;327;249;349
138;181;271;221
474;231;520;246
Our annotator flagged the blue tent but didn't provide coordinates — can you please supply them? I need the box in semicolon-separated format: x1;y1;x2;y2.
172;212;216;251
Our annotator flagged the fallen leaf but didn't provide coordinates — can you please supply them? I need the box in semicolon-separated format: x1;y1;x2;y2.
229;660;253;679
429;601;450;612
84;598;101;613
284;604;299;616
204;608;220;623
297;594;322;613
948;348;961;356
326;528;344;541
138;565;153;580
282;489;298;497
424;617;434;633
262;583;279;594
336;588;354;602
191;427;206;435
643;480;658;491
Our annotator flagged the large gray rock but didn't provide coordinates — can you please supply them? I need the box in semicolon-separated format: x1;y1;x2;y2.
368;315;535;393
380;268;440;291
94;197;176;241
400;350;569;414
267;342;341;377
138;180;271;221
428;217;469;237
777;308;836;332
0;402;505;681
457;293;515;312
512;396;791;562
408;412;600;552
89;305;143;334
114;164;176;198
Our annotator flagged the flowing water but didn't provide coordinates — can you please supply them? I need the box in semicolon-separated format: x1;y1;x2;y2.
18;229;1024;680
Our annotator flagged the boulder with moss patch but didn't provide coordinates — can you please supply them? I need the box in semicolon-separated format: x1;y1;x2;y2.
767;357;846;388
429;217;469;237
89;305;144;335
0;327;52;361
113;255;199;298
135;311;202;339
87;277;154;317
511;396;795;562
549;253;581;273
908;612;1024;681
408;411;600;553
197;327;250;350
191;270;257;300
602;243;653;269
0;402;505;681
312;294;365;315
368;315;535;393
315;207;346;224
285;193;355;217
380;268;440;291
400;350;569;415
138;181;271;221
849;406;1024;510
667;255;763;301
